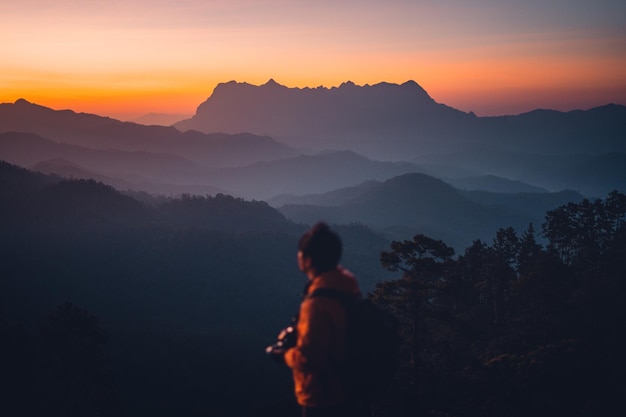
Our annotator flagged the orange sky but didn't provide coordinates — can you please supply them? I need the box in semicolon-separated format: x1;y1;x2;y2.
2;0;625;120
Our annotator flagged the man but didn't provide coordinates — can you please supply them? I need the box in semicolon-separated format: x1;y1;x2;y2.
279;222;368;417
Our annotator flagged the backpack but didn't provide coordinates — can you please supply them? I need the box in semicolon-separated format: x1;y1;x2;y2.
310;288;400;400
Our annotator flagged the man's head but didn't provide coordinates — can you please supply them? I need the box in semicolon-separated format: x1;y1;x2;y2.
297;222;342;277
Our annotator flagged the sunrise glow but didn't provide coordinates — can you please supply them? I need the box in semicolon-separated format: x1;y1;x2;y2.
2;0;625;120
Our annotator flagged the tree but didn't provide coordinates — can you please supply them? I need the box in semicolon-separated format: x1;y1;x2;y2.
378;234;454;387
516;223;543;277
39;302;119;417
492;226;519;272
0;311;41;416
543;191;626;270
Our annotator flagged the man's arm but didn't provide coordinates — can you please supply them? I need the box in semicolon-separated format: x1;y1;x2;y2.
284;298;332;372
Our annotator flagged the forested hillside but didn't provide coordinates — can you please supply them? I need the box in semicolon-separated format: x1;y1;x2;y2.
0;161;391;416
275;173;586;249
372;192;626;416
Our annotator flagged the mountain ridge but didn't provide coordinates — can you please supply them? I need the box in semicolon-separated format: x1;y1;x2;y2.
174;79;471;156
173;79;626;162
3;82;625;198
0;99;297;168
276;172;588;249
0;131;426;198
207;150;423;199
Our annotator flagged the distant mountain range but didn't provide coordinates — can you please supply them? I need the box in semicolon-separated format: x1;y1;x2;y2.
209;150;423;199
0;159;390;289
272;172;586;249
413;146;626;197
175;79;626;159
0;131;425;199
0;99;296;168
175;79;475;157
444;175;549;193
1;80;625;201
131;112;191;126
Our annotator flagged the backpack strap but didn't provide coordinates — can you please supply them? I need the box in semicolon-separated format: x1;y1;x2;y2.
309;288;358;304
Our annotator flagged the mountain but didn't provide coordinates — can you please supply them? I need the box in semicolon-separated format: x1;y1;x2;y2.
460;189;586;222
0;132;427;199
0;159;389;285
29;158;229;196
476;105;626;155
0;99;123;138
206;150;424;199
275;172;588;249
0;160;148;233
31;158;139;190
0;131;226;194
550;152;626;198
174;80;626;163
0;157;57;197
132;112;190;126
0;129;427;198
269;180;380;207
175;79;475;158
4;83;624;200
269;174;550;207
0;99;296;168
276;173;507;248
445;175;549;193
0;131;203;176
416;146;626;197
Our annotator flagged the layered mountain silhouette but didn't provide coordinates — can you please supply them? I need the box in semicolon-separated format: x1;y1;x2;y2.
0;99;296;168
444;175;549;193
415;145;626;197
0;131;425;199
0;131;229;195
175;80;626;160
273;172;586;249
208;150;423;199
175;79;475;157
2;81;625;200
132;112;191;126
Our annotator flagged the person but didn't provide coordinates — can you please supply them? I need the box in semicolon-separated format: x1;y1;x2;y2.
277;222;369;417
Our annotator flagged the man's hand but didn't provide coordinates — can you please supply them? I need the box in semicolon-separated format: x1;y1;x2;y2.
265;345;286;364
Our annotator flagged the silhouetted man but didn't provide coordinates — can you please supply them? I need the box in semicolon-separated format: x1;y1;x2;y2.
273;222;369;417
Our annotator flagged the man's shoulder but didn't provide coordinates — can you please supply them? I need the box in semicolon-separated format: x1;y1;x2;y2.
308;267;362;297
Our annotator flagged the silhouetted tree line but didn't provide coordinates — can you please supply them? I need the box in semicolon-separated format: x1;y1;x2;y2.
0;302;120;416
371;190;626;417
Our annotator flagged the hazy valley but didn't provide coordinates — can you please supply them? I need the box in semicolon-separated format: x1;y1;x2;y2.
1;80;624;247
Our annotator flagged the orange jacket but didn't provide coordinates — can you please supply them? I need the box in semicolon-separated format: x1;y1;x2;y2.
284;267;361;407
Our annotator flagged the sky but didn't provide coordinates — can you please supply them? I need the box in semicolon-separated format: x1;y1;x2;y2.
2;0;626;120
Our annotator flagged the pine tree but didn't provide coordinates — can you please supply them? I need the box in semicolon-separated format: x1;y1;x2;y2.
378;234;454;386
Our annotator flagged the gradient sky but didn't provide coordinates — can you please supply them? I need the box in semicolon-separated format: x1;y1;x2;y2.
2;0;626;120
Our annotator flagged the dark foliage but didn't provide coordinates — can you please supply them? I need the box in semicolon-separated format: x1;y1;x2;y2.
157;193;300;234
0;302;120;416
373;191;626;416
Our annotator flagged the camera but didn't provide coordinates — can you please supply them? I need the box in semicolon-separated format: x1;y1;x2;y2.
266;317;298;358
